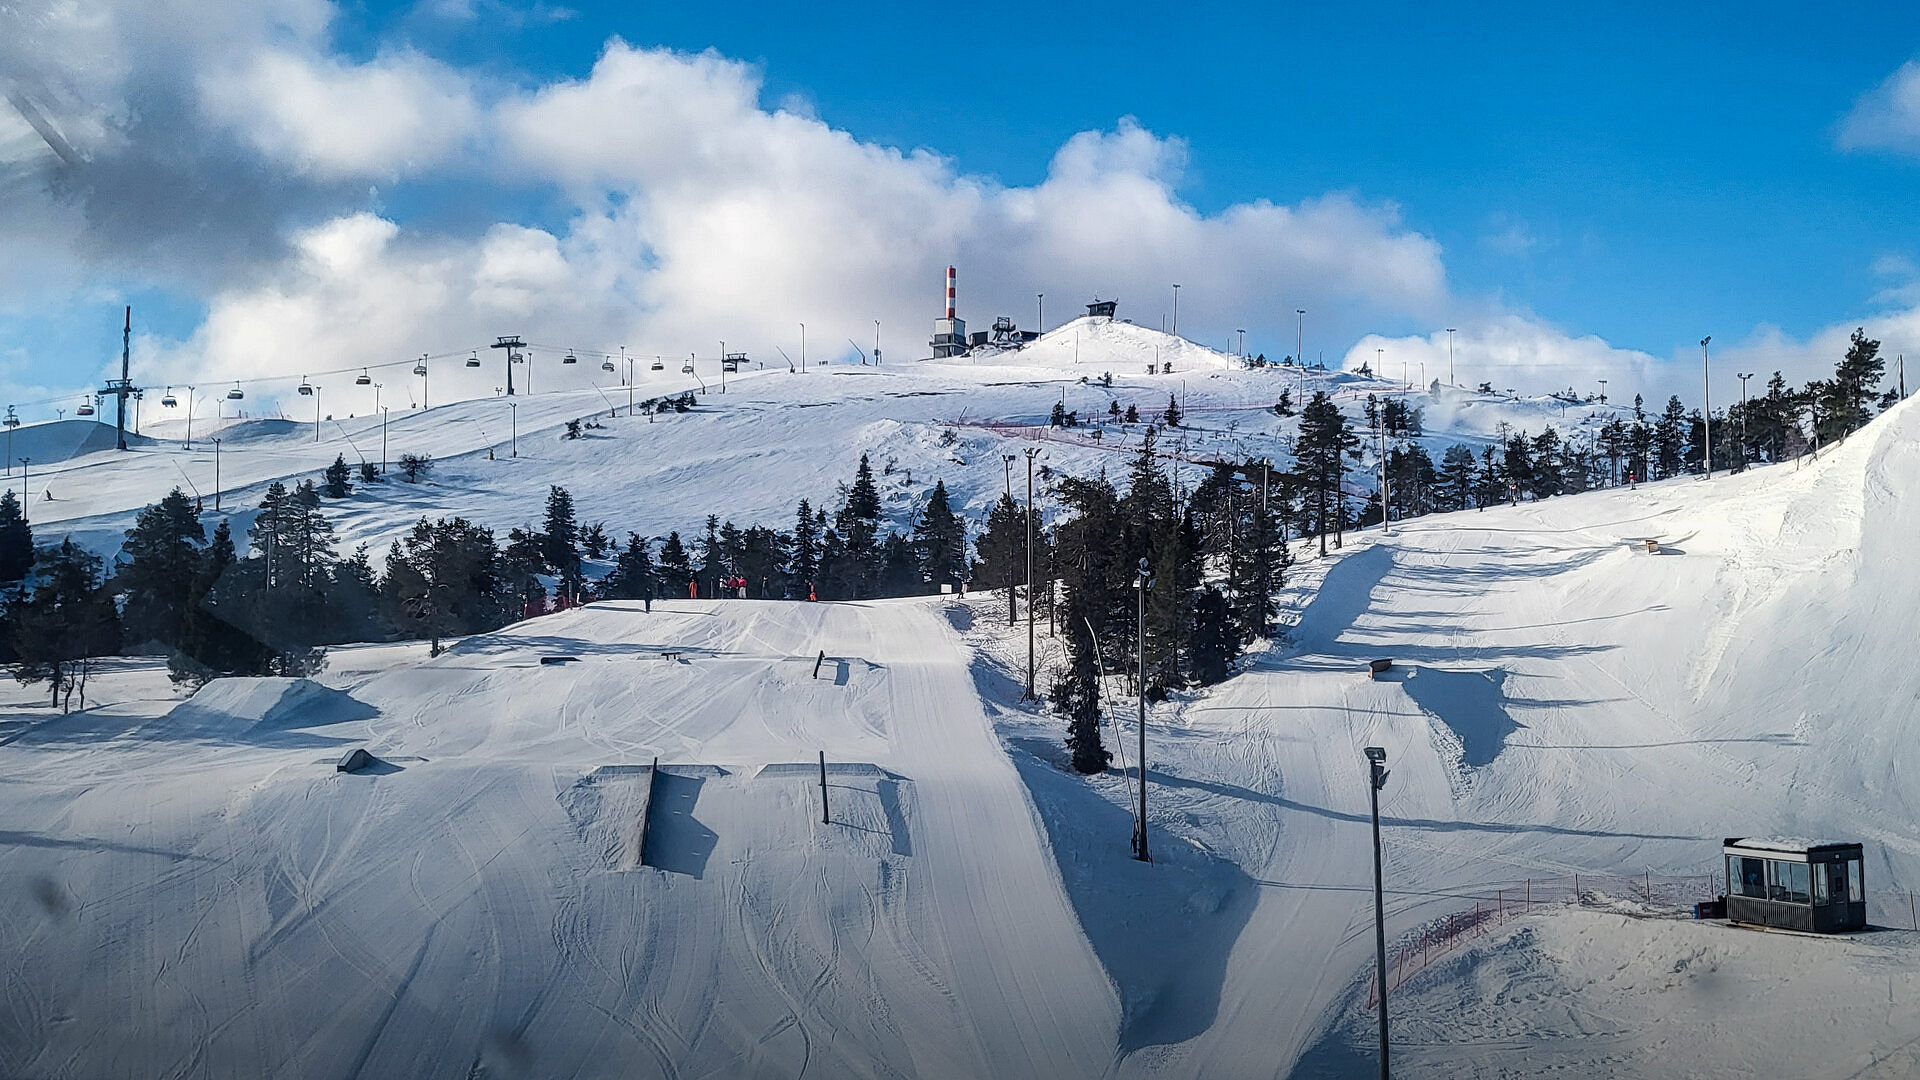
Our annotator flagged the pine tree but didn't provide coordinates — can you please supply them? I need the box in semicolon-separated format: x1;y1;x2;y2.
1188;587;1235;685
1654;396;1687;478
1161;393;1182;428
500;528;547;614
912;480;966;591
791;499;819;587
10;538;121;708
1294;392;1356;555
541;486;579;573
0;490;31;585
1833;328;1885;436
581;522;609;559
323;454;353;498
1439;444;1477;511
697;514;725;591
1051;606;1111;774
835;455;884;597
382;517;504;653
115;487;204;650
330;543;382;643
171;519;270;685
976;492;1025;625
606;533;656;600
397;453;434;483
658;532;693;594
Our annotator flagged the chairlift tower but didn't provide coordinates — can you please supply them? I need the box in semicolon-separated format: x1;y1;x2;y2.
492;335;524;396
97;306;142;451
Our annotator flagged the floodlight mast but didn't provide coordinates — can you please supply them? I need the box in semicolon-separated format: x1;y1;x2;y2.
1366;745;1390;1078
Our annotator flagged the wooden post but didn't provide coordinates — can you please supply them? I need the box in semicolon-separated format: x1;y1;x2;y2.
813;650;826;679
819;750;830;823
1526;878;1531;911
1574;872;1579;903
1645;869;1652;904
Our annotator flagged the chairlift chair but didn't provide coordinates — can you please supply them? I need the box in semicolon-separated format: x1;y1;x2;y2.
76;396;95;417
355;369;372;386
297;378;313;396
601;358;616;373
651;357;664;371
465;352;481;368
510;352;525;364
161;387;178;407
563;351;578;365
227;385;245;400
681;356;695;374
413;359;428;376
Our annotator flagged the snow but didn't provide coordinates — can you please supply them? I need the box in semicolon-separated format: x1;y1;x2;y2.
1302;908;1920;1079
4;316;1920;1077
1729;837;1842;854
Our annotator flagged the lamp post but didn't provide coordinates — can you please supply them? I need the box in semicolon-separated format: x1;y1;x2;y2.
1700;336;1713;479
1446;328;1457;388
1297;309;1306;401
875;319;882;365
5;406;17;475
1365;746;1391;1080
508;402;517;458
313;384;322;442
184;386;195;448
418;355;429;410
799;323;806;372
212;438;221;512
1171;284;1181;337
18;458;28;522
1133;557;1155;862
624;348;635;416
379;407;388;474
1024;446;1040;701
1037;294;1044;336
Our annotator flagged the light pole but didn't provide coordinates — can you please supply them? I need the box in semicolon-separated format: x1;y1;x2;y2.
1700;336;1713;479
5;406;17;475
212;438;221;511
1037;294;1044;336
1171;284;1181;337
1737;372;1754;469
18;458;28;522
799;323;806;372
1446;328;1457;388
184;386;195;448
379;407;388;474
1297;309;1306;401
1365;745;1391;1080
1133;557;1154;863
875;319;882;365
508;403;517;458
313;384;322;442
374;382;383;416
1024;446;1040;701
1237;328;1246;359
624;348;635;416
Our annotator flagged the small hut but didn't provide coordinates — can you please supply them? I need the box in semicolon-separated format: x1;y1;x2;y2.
1723;837;1866;933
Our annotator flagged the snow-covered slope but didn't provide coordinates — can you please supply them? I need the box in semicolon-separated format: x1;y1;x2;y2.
6;318;1920;1078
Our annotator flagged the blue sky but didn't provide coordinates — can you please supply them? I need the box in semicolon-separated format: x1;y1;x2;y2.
5;0;1920;413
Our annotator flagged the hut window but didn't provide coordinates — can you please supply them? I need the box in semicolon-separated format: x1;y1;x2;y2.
1813;865;1829;904
1847;860;1863;903
1767;860;1811;904
1730;856;1767;898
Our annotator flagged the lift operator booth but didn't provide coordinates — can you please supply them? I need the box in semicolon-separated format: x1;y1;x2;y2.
1724;838;1866;933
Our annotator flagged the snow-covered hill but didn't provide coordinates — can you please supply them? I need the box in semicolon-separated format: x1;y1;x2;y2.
5;318;1918;1078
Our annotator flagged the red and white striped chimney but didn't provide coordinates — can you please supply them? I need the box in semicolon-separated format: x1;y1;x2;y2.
945;265;957;319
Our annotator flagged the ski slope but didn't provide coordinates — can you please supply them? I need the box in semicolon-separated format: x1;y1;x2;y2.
7;316;1613;566
6;313;1920;1077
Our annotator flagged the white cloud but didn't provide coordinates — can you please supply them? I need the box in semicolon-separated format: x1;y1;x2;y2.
1345;317;1659;402
198;47;480;179
1838;60;1920;156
